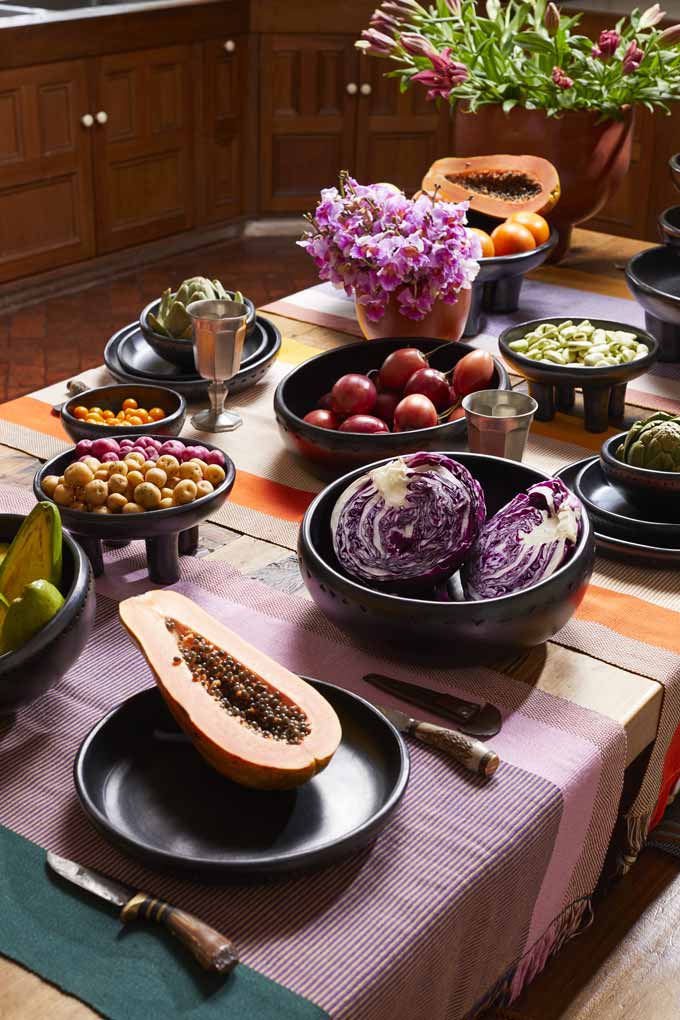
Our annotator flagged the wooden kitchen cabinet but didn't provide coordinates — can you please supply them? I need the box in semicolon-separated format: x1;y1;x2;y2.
0;60;95;284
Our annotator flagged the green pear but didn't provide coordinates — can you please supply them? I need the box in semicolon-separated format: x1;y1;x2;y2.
0;580;64;655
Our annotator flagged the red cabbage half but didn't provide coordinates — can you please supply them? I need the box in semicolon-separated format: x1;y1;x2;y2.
330;452;486;591
461;478;582;600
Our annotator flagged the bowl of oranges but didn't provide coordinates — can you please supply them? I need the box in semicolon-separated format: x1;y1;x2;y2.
464;210;559;336
61;384;186;444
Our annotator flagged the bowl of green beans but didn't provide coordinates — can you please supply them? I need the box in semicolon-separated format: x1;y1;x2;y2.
498;317;659;433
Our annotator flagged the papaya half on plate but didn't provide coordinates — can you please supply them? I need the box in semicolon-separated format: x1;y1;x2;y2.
119;590;342;790
421;154;560;219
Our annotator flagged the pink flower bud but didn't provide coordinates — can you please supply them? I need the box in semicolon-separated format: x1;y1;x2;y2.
400;33;437;58
544;2;560;36
359;27;397;54
551;65;574;89
444;0;462;13
659;22;680;46
594;29;620;60
639;3;665;29
622;39;644;71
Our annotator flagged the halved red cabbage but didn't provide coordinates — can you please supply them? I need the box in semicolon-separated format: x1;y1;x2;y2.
330;452;486;590
461;478;582;600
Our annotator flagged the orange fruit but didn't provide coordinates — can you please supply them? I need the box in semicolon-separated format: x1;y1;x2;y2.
89;407;103;417
468;227;495;259
127;415;143;426
122;398;138;411
149;407;166;421
72;405;89;420
102;409;114;419
507;211;550;246
490;221;536;256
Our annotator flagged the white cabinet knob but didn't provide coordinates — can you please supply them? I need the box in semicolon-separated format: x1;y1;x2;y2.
81;113;94;128
360;83;372;96
95;111;108;125
224;39;236;52
346;82;358;95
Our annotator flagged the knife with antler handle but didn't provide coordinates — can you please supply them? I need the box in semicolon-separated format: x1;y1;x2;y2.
375;703;500;778
46;851;239;973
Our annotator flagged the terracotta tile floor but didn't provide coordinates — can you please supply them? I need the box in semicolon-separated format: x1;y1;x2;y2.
0;236;317;402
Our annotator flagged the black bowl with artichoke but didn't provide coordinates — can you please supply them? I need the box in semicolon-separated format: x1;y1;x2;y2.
140;277;256;371
600;411;680;512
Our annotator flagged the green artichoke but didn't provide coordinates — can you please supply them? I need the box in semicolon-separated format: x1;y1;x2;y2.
618;412;680;471
148;277;244;339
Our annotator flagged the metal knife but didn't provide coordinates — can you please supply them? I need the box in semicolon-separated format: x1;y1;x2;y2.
376;703;500;779
46;851;239;973
363;672;502;739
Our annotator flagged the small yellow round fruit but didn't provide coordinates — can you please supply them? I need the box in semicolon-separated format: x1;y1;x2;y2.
134;482;162;510
159;497;174;509
124;451;145;465
94;468;110;481
82;456;100;471
122;502;144;513
53;483;75;506
160;487;174;500
84;479;109;507
41;475;60;497
122;398;138;411
126;470;145;490
108;473;129;495
92;506;110;514
109;461;128;475
107;492;128;512
145;468;167;489
173;479;197;505
156;455;180;477
179;461;203;483
65;462;95;488
196;480;214;499
205;464;226;486
141;460;156;474
149;407;166;421
164;475;179;490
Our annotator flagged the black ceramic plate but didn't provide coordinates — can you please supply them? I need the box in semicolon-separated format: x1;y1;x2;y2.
74;680;409;879
575;459;680;542
117;322;268;379
555;457;680;565
104;316;281;398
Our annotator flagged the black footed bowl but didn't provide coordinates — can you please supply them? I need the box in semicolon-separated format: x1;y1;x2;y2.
298;453;594;663
0;514;95;714
140;293;257;371
274;336;510;480
499;317;658;433
33;437;235;585
625;246;680;363
61;384;186;444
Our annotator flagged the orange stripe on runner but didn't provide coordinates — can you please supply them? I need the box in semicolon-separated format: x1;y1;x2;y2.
576;584;680;655
230;470;315;523
531;414;621;452
0;395;69;442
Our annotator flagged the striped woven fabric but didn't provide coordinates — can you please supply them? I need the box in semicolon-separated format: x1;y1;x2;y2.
0;492;626;1020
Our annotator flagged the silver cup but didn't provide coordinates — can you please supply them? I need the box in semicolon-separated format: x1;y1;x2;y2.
187;299;248;432
462;389;538;461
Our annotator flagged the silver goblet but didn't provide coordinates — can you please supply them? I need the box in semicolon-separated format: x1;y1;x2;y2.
187;298;248;432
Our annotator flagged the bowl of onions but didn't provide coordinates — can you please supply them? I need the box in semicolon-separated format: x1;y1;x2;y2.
274;337;510;478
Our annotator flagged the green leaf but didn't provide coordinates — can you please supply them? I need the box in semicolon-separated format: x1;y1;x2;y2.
502;98;518;112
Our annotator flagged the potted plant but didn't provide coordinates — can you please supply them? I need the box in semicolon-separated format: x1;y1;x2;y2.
299;172;480;340
357;0;680;259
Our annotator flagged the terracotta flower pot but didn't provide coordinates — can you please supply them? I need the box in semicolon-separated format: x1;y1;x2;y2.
355;287;472;341
454;106;634;261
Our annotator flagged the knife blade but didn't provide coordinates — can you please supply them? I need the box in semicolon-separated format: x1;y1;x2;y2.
363;673;502;739
376;703;500;779
46;851;239;973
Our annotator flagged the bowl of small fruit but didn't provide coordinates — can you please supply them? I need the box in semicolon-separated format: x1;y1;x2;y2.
274;337;510;478
34;436;235;585
61;384;186;443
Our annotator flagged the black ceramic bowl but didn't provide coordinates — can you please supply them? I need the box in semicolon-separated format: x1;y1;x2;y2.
499;316;659;433
298;453;594;662
140;293;257;370
600;431;680;514
0;514;95;714
463;211;559;337
625;246;680;362
33;437;235;585
61;384;186;444
670;153;680;193
274;337;510;479
658;206;680;247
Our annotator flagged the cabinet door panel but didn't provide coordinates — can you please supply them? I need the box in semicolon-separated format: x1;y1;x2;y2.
260;34;357;213
585;111;654;240
93;46;194;253
0;61;94;282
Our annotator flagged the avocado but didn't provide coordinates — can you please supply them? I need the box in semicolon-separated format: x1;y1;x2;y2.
0;503;62;603
0;543;9;567
0;580;65;654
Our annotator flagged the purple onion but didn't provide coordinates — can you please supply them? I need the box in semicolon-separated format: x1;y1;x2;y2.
91;438;120;459
205;449;225;466
159;440;185;458
75;439;93;455
101;452;119;463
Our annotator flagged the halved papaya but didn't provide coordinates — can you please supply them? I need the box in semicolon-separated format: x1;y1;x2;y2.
421;155;560;218
119;590;342;790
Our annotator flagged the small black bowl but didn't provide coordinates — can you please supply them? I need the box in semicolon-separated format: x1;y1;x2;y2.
600;431;680;514
298;453;594;662
498;316;659;433
463;211;559;337
140;293;257;371
670;154;680;193
0;515;95;714
274;336;510;479
61;384;186;444
658;206;680;247
33;437;235;585
625;246;680;362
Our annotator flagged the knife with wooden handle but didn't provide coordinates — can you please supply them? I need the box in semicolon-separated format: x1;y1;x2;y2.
46;851;239;973
376;704;500;778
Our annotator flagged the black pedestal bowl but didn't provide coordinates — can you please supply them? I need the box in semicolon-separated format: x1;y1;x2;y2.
61;384;186;444
298;453;594;663
33;437;235;585
499;317;658;433
140;293;257;371
0;514;95;714
625;246;680;362
274;336;510;480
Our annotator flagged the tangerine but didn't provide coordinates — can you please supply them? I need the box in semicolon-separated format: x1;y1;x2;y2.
72;406;89;420
490;221;536;256
507;211;550;246
468;227;495;258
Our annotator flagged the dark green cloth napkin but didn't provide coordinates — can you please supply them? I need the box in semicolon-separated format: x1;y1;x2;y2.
0;825;327;1020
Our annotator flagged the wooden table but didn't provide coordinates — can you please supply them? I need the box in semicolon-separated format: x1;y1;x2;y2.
0;227;666;1020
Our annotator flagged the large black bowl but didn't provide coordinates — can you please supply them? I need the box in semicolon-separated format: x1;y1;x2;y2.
625;246;680;362
140;293;257;371
298;453;594;662
464;211;559;337
33;437;235;585
0;515;95;714
600;432;680;515
499;316;659;433
61;384;186;444
274;337;510;479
